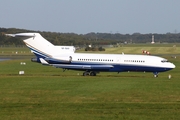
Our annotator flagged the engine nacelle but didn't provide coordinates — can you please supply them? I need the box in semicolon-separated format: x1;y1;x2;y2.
44;56;72;64
31;58;39;62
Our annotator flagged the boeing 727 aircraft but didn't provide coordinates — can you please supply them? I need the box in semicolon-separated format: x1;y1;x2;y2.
7;33;175;77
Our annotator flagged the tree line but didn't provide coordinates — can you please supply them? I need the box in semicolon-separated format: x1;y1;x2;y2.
0;27;180;46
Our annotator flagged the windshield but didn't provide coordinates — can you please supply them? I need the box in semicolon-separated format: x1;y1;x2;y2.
161;59;169;63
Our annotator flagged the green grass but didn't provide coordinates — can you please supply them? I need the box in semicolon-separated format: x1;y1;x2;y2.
0;46;180;120
1;74;180;120
0;47;32;56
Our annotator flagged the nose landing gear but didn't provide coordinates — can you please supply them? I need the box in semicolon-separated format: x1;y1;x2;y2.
153;72;159;78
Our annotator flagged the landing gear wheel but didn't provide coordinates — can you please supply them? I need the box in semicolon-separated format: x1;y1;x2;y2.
90;72;96;76
154;74;158;78
153;72;159;78
83;72;89;76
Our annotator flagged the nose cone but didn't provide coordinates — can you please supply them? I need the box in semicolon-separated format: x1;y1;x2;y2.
171;63;176;69
164;63;175;72
167;63;175;70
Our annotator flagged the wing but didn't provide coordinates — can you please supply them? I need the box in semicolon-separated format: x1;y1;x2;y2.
53;64;114;70
39;58;114;70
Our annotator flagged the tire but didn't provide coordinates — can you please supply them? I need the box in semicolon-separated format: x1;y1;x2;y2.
90;72;96;76
83;72;89;76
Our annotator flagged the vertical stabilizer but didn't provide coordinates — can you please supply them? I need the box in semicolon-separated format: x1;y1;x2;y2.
23;33;54;58
7;33;54;58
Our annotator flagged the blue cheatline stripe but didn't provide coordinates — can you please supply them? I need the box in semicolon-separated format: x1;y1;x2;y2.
25;43;51;58
29;47;49;58
67;62;172;72
32;50;47;58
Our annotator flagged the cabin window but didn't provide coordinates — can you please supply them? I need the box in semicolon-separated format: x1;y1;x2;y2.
78;58;114;62
124;60;145;62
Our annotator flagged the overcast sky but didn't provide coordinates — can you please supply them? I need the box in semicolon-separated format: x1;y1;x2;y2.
0;0;180;34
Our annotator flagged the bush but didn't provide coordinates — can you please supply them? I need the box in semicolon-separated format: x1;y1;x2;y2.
85;46;105;51
98;46;105;51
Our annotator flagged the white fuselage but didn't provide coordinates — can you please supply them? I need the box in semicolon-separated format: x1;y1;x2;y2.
52;53;175;72
7;33;175;76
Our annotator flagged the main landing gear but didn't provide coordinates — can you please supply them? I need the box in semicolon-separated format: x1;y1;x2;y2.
83;71;97;76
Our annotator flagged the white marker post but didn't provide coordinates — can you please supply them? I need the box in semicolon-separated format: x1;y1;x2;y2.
168;74;171;79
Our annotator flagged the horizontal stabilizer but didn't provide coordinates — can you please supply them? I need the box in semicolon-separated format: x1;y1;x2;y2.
6;33;35;39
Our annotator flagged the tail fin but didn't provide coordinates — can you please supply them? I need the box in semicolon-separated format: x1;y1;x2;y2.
7;33;75;58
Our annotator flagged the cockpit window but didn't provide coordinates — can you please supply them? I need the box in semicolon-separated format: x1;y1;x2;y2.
161;59;169;63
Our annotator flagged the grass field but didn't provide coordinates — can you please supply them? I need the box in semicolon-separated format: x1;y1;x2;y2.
0;46;180;120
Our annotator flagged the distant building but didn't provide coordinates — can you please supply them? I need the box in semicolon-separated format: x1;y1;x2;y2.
151;35;155;44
